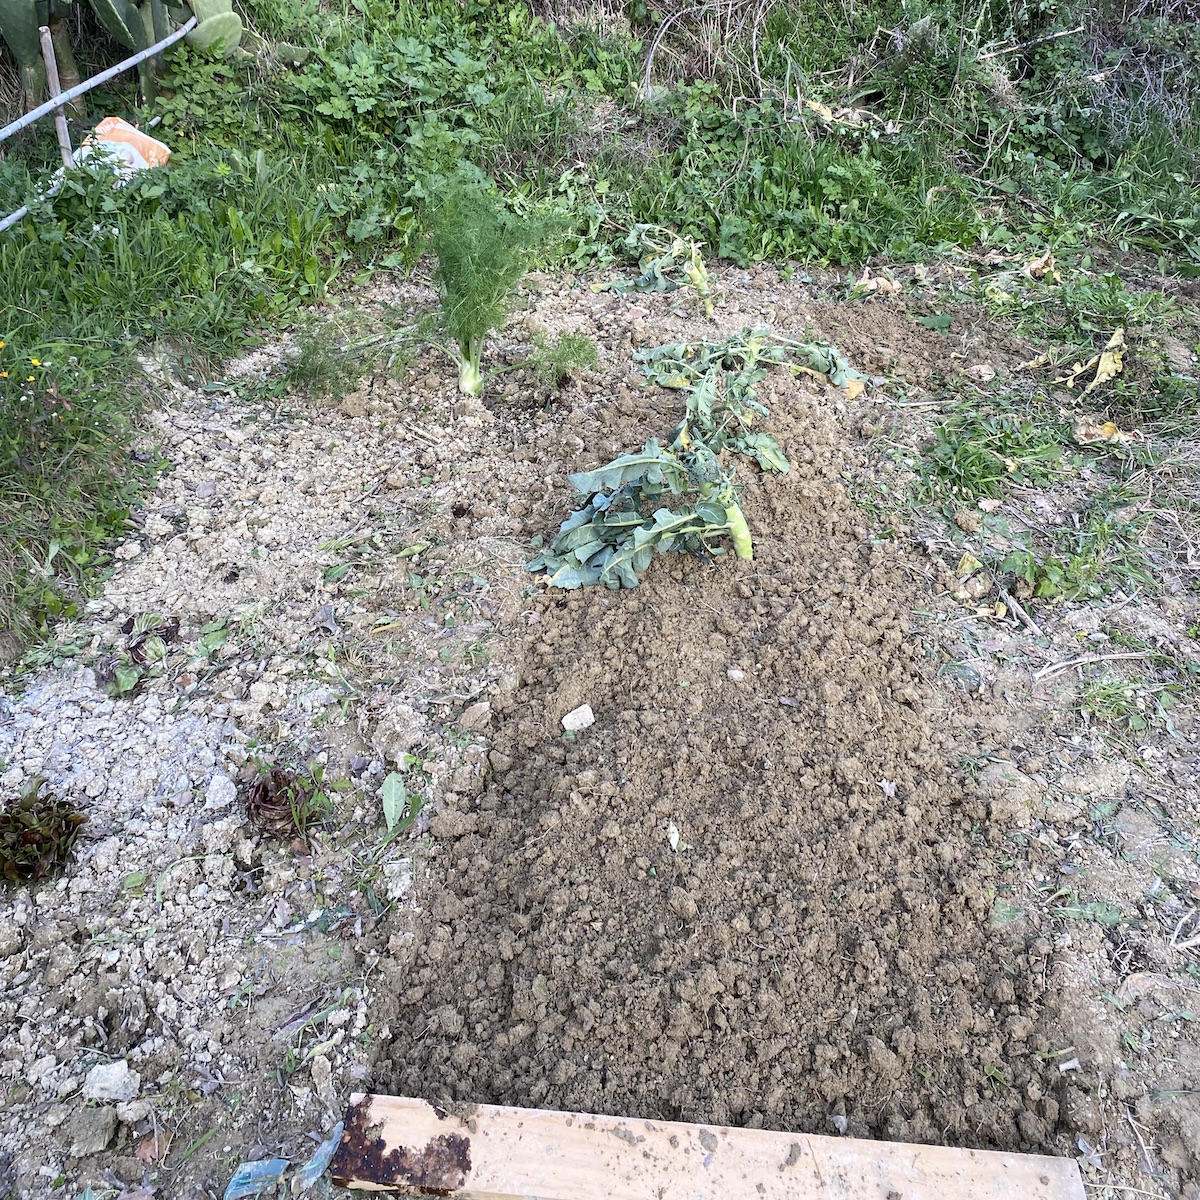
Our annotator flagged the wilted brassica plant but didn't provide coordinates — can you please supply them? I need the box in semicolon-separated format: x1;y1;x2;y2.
427;175;548;396
529;328;867;589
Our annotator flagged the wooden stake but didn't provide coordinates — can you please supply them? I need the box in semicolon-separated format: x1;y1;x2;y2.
330;1094;1086;1200
38;26;73;171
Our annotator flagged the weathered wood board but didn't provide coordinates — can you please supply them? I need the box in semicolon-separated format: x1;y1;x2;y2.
330;1093;1086;1200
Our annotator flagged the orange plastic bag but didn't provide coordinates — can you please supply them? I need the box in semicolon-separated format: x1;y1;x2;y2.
76;117;171;175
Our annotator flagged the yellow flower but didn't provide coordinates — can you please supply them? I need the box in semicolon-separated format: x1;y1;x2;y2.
0;340;5;349
26;375;35;381
0;371;7;378
30;357;40;366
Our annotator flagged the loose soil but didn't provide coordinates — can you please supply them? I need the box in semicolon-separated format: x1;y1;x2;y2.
1;265;1198;1199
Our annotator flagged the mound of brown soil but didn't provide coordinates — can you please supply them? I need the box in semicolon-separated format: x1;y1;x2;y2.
376;367;1064;1152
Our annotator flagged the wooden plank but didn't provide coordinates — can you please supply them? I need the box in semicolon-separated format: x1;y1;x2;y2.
330;1093;1086;1200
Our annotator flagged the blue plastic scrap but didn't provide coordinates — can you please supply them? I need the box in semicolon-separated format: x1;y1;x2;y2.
222;1157;290;1200
295;1122;344;1192
221;1121;344;1200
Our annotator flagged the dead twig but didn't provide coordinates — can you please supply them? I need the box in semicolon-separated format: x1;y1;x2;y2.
1034;651;1150;681
1170;907;1200;951
978;24;1085;60
1082;1183;1172;1198
1124;1111;1162;1183
997;587;1044;637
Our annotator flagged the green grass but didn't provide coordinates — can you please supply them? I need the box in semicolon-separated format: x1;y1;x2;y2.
923;404;1070;503
0;341;149;643
1081;674;1180;736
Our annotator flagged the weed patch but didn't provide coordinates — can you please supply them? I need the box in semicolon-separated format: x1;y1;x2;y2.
244;760;334;848
923;404;1070;504
0;776;87;884
529;332;599;390
1082;674;1180;737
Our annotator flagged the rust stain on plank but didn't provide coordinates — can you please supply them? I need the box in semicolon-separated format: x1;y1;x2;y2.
330;1096;472;1194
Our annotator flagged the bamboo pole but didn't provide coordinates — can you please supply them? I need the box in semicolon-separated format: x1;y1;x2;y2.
38;26;74;170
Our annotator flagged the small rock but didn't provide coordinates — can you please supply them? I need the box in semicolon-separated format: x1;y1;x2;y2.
449;765;477;793
45;1103;73;1129
954;509;982;533
205;773;237;810
459;701;492;732
979;760;1040;829
310;1053;337;1112
373;701;425;764
382;860;413;901
0;917;22;958
726;668;745;683
428;811;479;839
668;888;698;920
562;704;595;732
43;945;80;987
69;1105;117;1156
83;1060;140;1103
27;1055;56;1085
195;480;217;499
116;1099;152;1124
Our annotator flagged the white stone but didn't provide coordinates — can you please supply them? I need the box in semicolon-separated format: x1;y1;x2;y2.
383;860;413;902
310;1053;337;1112
0;917;21;957
561;704;595;732
82;1060;140;1103
116;1099;152;1124
205;773;237;810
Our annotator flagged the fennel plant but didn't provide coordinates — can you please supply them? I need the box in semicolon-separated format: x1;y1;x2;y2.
427;178;546;396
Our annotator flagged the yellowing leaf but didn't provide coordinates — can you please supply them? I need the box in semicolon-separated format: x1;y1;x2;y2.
803;98;835;121
959;552;984;575
855;268;901;296
135;1130;172;1162
659;374;692;389
1022;250;1061;282
1056;356;1094;388
1072;413;1134;445
1055;328;1125;392
843;378;866;400
1082;327;1125;394
793;365;830;385
1016;353;1051;371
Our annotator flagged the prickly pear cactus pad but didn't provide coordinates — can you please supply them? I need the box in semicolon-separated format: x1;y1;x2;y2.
88;0;143;49
183;0;242;56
